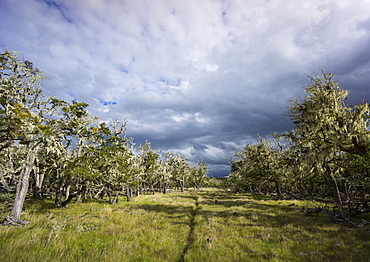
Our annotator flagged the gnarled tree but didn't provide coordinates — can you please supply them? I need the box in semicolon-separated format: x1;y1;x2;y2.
285;71;370;214
1;50;51;225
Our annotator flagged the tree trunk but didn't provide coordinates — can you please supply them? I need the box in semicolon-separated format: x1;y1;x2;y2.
32;158;45;199
180;178;185;192
275;182;283;200
0;166;10;193
150;184;156;194
61;192;76;207
126;186;133;202
3;145;39;226
323;163;343;212
75;185;87;203
112;194;119;204
55;172;65;207
65;184;71;200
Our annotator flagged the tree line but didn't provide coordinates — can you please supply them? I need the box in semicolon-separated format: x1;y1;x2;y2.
0;50;210;226
228;71;370;221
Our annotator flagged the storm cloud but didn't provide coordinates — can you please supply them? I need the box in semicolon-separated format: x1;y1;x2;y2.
1;0;369;176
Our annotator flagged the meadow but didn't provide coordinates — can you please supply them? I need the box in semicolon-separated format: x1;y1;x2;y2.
1;189;370;262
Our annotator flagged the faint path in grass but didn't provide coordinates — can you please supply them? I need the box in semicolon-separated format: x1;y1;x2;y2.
177;195;200;262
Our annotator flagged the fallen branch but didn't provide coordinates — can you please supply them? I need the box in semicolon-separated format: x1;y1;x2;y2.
343;218;370;228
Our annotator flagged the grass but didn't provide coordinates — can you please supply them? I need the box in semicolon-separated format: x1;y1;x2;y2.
1;189;370;261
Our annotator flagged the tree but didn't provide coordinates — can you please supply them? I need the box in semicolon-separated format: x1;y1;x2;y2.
47;99;97;206
190;161;210;189
285;71;370;213
138;140;160;194
79;120;136;203
229;136;285;198
165;152;189;192
0;50;52;225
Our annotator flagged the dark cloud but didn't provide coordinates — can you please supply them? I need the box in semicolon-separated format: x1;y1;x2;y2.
1;0;369;176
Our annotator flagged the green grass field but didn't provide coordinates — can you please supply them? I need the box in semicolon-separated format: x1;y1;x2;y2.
1;189;370;261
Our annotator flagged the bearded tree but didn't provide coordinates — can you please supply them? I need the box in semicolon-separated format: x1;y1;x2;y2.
75;120;138;203
47;99;98;206
285;71;370;213
164;152;191;192
229;136;286;198
0;50;54;225
137;140;160;194
189;161;210;189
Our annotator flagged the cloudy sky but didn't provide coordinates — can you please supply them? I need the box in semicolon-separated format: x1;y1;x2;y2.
1;0;370;176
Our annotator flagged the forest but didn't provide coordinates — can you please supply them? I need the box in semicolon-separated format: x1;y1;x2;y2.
1;50;370;261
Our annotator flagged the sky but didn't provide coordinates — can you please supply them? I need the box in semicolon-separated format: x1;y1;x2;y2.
1;0;370;176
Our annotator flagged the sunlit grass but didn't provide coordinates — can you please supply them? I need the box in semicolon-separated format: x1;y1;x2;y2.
1;189;370;261
0;193;190;262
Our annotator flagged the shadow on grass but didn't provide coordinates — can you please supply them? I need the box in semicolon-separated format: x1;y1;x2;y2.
200;190;271;200
168;194;198;201
24;198;57;214
131;203;194;217
21;197;111;216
